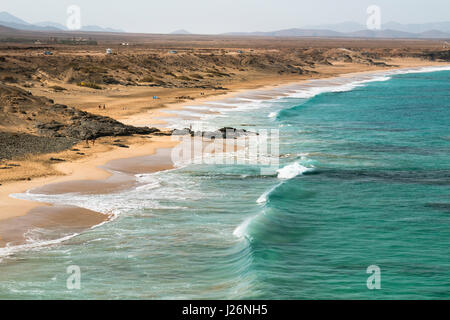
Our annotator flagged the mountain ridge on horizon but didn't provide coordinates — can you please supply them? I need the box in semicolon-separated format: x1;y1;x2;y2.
302;20;450;33
0;11;449;39
223;28;450;39
0;11;124;33
210;19;450;38
170;29;192;35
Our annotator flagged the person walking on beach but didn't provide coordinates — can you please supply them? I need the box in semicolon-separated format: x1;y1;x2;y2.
84;131;95;147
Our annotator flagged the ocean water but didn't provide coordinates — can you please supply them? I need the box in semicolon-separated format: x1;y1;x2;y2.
1;66;450;299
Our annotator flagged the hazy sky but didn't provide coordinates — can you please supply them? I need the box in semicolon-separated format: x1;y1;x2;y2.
1;0;449;34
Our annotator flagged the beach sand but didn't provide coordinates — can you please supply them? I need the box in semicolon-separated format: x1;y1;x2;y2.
0;136;178;248
0;206;108;248
1;58;449;249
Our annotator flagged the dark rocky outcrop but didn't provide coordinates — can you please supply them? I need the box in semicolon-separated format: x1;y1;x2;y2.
0;131;77;160
35;104;160;140
171;127;256;139
0;83;166;160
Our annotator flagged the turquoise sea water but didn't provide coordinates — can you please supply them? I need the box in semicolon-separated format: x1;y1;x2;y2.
1;67;449;299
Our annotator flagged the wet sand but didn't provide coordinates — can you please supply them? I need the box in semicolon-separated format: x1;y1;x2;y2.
0;206;109;248
31;148;175;195
0;144;177;249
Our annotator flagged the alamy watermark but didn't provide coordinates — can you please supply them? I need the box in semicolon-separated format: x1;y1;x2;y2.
366;265;381;290
366;5;381;30
66;5;82;30
170;127;280;174
66;265;81;290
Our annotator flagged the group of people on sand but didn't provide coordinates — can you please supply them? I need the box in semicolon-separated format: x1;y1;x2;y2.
98;104;106;110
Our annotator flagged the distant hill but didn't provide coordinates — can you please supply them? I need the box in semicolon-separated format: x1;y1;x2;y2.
348;29;417;38
0;24;18;33
224;28;342;37
303;20;450;35
0;11;29;25
303;21;366;33
35;21;68;30
80;25;124;33
383;21;450;34
1;11;449;39
223;27;450;39
0;11;125;33
0;21;61;32
418;30;450;39
348;29;450;39
0;12;62;31
170;29;191;35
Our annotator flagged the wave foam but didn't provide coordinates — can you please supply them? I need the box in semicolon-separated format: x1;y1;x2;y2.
256;183;282;204
0;233;79;260
290;76;391;99
276;162;314;180
233;216;253;239
387;65;450;75
0;213;115;260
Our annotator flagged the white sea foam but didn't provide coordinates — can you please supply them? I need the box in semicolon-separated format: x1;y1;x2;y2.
276;162;314;180
0;212;116;259
0;233;79;259
208;99;265;110
233;216;254;240
387;65;450;75
256;183;282;204
2;170;205;258
290;76;391;99
268;111;278;118
236;159;315;240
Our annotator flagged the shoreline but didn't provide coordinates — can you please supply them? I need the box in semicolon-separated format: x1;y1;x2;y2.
121;59;450;128
1;59;449;251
